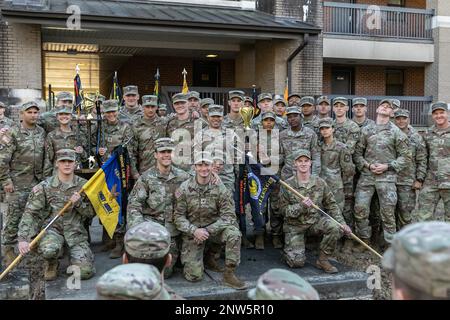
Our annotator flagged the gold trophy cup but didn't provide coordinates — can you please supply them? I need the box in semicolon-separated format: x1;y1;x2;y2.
239;106;255;130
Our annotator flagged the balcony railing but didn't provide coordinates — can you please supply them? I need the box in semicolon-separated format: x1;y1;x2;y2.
161;86;260;114
324;2;434;41
328;95;432;127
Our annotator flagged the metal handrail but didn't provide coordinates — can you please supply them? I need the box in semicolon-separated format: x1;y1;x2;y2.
324;1;434;40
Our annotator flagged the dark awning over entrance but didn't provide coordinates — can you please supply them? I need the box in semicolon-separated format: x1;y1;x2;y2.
1;0;320;39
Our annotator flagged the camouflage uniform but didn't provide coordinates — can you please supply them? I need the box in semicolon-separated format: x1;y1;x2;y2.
123;221;184;299
248;268;319;300
318;119;355;217
382;221;450;299
280;165;345;268
132;95;168;174
118;85;143;125
0;102;45;252
96;101;137;176
193;105;238;192
333;117;360;229
18;150;96;280
0;112;17;204
353;121;411;242
354;117;376;129
416;103;450;221
96;263;173;300
166;97;202;172
127;155;190;275
279;108;321;180
222;114;244;130
174;175;241;281
43;109;87;177
394;111;427;228
38;92;73;134
302;115;320;135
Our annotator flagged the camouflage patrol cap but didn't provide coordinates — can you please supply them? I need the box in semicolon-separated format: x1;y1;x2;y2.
21;101;39;112
0;102;6;108
142;95;158;107
273;95;287;106
286;106;301;115
123;85;138;96
125;221;171;260
258;93;273;102
299;96;315;107
56;91;74;102
228;90;245;100
96;263;171;300
155;137;175;152
316;96;330;105
391;99;401;109
333;97;348;106
172;93;188;104
187;91;200;101
293;149;311;160
158;104;167;111
352;97;367;107
194;151;213;165
431;101;448;113
208;104;224;117
200;98;214;108
262;111;276;120
243;96;254;106
56;149;76;162
248;269;319;300
382;222;450;298
394;109;410;118
103;100;119;112
55;107;73;115
318;117;333;129
288;93;301;100
379;99;393;108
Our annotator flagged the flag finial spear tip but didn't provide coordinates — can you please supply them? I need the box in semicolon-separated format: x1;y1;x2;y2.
182;68;187;76
75;64;80;74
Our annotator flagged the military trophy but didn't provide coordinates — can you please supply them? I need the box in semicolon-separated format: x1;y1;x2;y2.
239;104;255;131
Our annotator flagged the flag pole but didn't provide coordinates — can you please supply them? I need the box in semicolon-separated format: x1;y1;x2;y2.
0;187;85;281
233;149;383;260
278;180;382;259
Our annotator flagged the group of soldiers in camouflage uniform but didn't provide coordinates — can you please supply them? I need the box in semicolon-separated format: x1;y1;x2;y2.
0;85;449;299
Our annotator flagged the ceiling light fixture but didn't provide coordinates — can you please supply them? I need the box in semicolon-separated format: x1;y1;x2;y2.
206;54;218;58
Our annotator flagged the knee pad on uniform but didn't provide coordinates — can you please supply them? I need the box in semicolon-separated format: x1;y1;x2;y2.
183;264;204;282
78;264;96;280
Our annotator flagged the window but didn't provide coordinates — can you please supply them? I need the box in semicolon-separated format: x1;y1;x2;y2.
387;0;405;7
386;69;404;96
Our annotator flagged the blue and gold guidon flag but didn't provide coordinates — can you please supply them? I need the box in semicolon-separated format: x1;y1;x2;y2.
236;155;279;216
82;148;124;238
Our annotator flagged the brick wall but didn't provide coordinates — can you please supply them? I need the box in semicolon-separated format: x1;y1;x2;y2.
355;65;387;95
404;67;425;96
323;64;425;96
0;23;42;91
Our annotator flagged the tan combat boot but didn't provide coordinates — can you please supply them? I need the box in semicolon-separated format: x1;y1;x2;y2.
223;266;247;290
204;254;225;272
109;233;124;259
2;246;16;267
316;252;338;274
44;260;58;281
242;237;254;249
272;235;283;249
255;234;264;250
